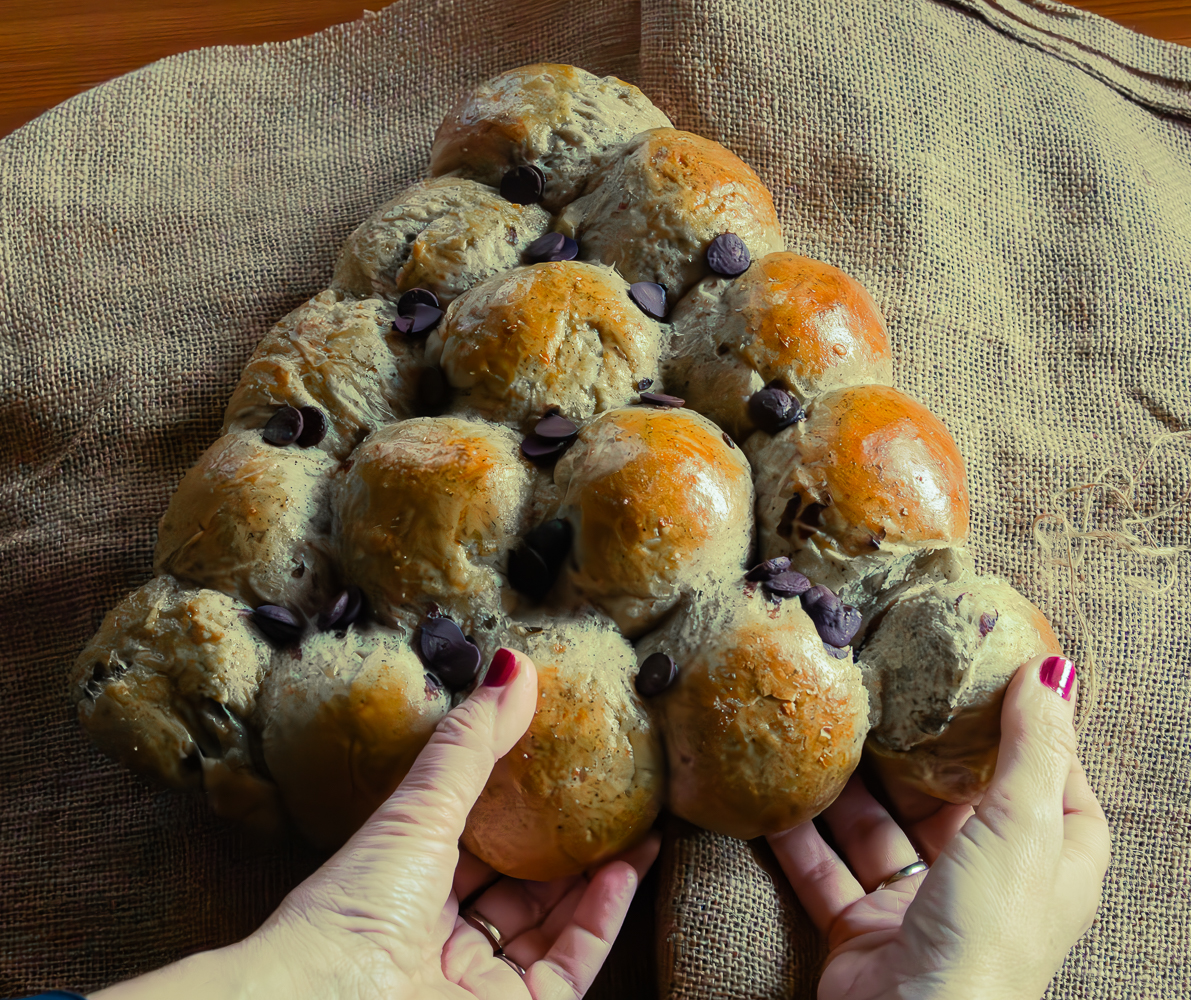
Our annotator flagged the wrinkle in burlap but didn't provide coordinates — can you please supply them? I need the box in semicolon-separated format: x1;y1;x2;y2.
2;1;1189;997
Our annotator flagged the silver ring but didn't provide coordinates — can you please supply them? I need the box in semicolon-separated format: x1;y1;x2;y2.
496;951;527;976
461;906;504;951
877;860;929;890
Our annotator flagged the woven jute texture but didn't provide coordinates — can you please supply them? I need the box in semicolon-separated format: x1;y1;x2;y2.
2;1;1189;997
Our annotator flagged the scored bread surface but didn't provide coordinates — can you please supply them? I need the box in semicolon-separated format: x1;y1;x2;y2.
72;63;1061;874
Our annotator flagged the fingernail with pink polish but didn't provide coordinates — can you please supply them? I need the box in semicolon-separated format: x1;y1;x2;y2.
1039;656;1076;700
483;647;518;688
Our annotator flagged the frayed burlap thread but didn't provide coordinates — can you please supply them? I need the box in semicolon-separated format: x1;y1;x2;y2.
2;1;1190;998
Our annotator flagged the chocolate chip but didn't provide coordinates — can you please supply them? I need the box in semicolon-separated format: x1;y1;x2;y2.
500;165;545;205
823;643;850;660
979;612;998;637
397;288;439;316
525;518;573;570
319;587;364;630
764;569;812;600
801;586;861;647
262;406;303;446
419;617;482;690
391;303;443;338
636;652;679;697
417;367;448;411
746;556;791;582
722;432;736;449
295;406;327;448
520;434;572;465
640;391;684;408
509;519;573;602
748;386;803;435
526;232;579;263
637;378;654;391
252;605;303;646
706;233;751;276
534;413;578;440
628;281;668;319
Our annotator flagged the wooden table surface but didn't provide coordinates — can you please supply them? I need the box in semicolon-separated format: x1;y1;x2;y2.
1;0;1188;139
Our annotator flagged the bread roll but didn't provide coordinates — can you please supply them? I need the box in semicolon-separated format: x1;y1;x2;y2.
332;177;551;305
430;63;672;212
665;252;893;437
557;128;784;305
751;384;969;590
426;260;665;430
222;290;417;459
551;405;753;636
638;584;869;840
859;573;1063;802
70;576;283;837
335;417;532;629
258;623;451;849
154;429;337;615
462;614;664;880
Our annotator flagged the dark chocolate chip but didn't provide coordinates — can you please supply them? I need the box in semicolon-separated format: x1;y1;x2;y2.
397;287;439;316
748;386;804;435
637;377;654;391
534;413;579;440
979;612;998;637
746;556;792;582
295;406;327;448
252;605;303;646
801;587;861;647
525;518;573;570
526;232;579;263
318;590;349;631
640;391;685;408
520;434;572;465
628;281;668;319
636;652;679;697
319;587;364;630
508;544;551;601
763;569;813;600
823;643;850;660
391;303;443;338
500;164;546;205
417;367;448;411
722;432;736;449
262;406;304;446
419;617;482;690
706;233;751;277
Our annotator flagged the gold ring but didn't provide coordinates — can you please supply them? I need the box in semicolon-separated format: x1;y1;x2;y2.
876;859;929;890
461;907;504;951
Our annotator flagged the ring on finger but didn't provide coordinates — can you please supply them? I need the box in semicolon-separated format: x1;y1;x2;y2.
876;859;929;890
462;907;526;976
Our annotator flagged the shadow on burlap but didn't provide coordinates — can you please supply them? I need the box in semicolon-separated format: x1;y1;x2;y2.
1;1;1188;998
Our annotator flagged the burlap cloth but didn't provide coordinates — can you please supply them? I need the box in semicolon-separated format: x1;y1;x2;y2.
2;0;1188;996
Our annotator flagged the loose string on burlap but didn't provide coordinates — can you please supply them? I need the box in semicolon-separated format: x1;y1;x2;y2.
1033;430;1191;734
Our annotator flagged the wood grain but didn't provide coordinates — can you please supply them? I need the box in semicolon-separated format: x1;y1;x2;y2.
0;1;1188;138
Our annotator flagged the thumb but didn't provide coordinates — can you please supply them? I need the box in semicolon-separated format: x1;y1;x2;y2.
977;654;1078;843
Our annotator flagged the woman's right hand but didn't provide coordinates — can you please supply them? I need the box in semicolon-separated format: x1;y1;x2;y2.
767;656;1111;1000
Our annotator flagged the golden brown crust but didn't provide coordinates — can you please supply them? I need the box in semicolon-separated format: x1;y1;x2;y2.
553;406;753;636
428;261;664;429
754;385;969;565
649;590;869;840
462;617;663;880
335;418;532;627
557;129;785;303
259;626;451;849
666;252;893;436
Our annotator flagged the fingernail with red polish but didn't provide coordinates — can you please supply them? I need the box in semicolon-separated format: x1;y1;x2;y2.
1039;656;1076;700
483;647;518;687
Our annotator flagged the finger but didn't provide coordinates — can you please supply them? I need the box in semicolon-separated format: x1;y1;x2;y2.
1058;756;1112;924
455;846;499;904
522;861;640;1000
443;915;529;1000
866;749;959;828
905;802;975;865
766;818;864;935
977;657;1078;846
366;647;537;852
466;872;586;952
509;832;663;964
820;771;920;892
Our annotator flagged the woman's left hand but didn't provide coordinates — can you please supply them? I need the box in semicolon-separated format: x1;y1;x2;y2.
93;647;660;1000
